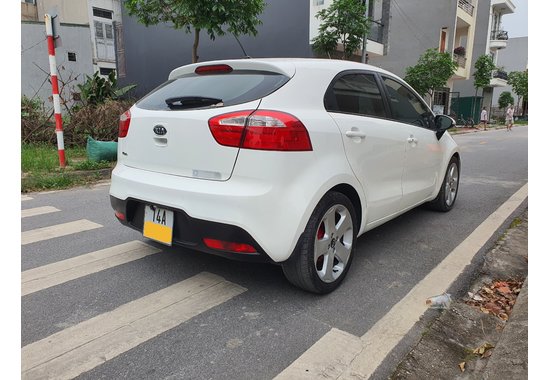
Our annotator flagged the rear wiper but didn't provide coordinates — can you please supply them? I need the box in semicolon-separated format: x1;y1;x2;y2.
165;96;223;109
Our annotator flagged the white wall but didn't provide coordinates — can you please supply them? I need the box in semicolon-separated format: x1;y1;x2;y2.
37;0;89;24
21;22;94;110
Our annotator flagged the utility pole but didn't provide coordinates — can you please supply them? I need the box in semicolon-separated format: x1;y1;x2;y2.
361;0;369;63
44;13;66;168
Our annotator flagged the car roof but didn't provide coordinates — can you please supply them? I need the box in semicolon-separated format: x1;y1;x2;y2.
168;58;398;81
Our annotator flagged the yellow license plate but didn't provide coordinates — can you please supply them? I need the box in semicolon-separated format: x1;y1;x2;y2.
143;205;174;245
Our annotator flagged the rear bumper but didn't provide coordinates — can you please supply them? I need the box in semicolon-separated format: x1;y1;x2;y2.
110;195;275;263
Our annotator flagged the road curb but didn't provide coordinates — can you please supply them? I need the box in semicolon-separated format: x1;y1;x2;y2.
390;209;528;379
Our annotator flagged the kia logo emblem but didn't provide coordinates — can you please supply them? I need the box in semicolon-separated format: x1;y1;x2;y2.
153;125;167;136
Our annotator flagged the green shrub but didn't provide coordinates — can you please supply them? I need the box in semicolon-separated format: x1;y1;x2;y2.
78;71;136;105
21;96;54;144
66;99;134;145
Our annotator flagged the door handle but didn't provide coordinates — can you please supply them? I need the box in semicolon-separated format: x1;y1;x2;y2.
345;130;366;139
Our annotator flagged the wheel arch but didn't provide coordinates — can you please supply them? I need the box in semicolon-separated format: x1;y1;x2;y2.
328;183;363;230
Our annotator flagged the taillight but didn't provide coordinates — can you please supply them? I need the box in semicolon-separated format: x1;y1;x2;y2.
208;110;312;151
203;238;257;254
119;110;131;138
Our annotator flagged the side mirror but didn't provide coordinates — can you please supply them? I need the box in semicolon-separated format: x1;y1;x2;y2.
435;115;456;140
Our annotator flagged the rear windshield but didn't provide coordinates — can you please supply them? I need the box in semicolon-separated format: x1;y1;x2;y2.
136;70;289;111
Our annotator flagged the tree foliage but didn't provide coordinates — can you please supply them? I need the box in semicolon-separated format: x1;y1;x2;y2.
77;71;136;106
470;55;496;119
473;55;496;90
311;0;369;60
124;0;265;63
498;91;514;110
404;48;458;105
507;70;528;102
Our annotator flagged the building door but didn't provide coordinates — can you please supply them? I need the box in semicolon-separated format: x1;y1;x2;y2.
433;87;450;115
93;8;115;62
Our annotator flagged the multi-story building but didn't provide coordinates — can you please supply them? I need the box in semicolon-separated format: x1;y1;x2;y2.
367;0;479;116
309;0;391;61
491;36;528;117
115;0;392;97
453;0;517;122
21;0;122;105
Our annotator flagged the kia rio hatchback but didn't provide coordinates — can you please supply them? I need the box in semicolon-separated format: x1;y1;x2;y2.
110;58;460;294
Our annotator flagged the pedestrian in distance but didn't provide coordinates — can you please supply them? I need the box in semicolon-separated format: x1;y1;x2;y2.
480;106;488;131
505;105;514;131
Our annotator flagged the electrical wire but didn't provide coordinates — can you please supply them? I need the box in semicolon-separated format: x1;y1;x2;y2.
392;0;433;46
21;36;47;55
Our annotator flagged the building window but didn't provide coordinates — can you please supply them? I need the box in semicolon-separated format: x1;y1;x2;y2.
93;8;113;19
314;0;325;6
23;0;36;4
67;52;77;61
99;67;115;76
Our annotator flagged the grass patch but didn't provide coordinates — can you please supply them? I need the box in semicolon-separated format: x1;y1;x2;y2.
22;144;87;173
510;217;523;229
73;160;112;171
21;143;113;193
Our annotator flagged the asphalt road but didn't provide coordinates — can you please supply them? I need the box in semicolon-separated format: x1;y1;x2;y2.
21;126;528;380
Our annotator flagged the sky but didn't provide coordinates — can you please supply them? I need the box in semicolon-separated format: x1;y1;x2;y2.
501;0;528;38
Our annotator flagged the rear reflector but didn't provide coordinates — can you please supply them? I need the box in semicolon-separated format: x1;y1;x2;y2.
195;64;233;75
208;110;312;151
119;110;131;138
115;211;125;221
203;238;257;254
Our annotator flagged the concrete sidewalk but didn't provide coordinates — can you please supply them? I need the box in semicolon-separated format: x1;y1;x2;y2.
391;209;528;379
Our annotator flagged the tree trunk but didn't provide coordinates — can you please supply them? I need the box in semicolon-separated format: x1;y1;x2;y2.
471;88;478;121
192;28;200;63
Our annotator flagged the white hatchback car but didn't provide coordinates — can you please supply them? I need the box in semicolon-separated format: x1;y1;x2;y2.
110;58;460;294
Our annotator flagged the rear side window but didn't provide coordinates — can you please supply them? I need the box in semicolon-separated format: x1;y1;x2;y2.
325;73;386;118
137;70;289;111
382;77;433;128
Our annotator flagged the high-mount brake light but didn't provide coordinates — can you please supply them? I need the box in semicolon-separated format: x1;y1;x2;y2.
195;64;233;75
208;110;312;151
119;110;131;138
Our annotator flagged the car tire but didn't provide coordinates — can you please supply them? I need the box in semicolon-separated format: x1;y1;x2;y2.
426;156;460;212
282;192;358;294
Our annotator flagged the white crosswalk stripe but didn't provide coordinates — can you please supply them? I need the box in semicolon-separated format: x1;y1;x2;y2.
21;195;33;201
21;219;102;245
21;206;60;218
22;240;161;296
22;272;246;380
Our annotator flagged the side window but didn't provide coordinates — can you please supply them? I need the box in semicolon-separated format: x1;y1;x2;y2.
382;77;433;128
325;73;386;118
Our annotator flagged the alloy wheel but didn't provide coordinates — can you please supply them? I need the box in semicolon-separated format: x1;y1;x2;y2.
314;204;354;283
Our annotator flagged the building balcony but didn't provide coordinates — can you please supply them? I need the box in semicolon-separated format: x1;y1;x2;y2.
454;54;467;69
489;30;509;50
458;0;475;16
491;0;516;15
453;54;468;79
489;69;508;87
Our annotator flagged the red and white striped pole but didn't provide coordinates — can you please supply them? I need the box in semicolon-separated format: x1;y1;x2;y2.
45;13;66;168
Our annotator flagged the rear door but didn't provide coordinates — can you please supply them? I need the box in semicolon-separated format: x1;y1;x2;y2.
119;69;290;181
379;76;443;208
325;71;409;224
